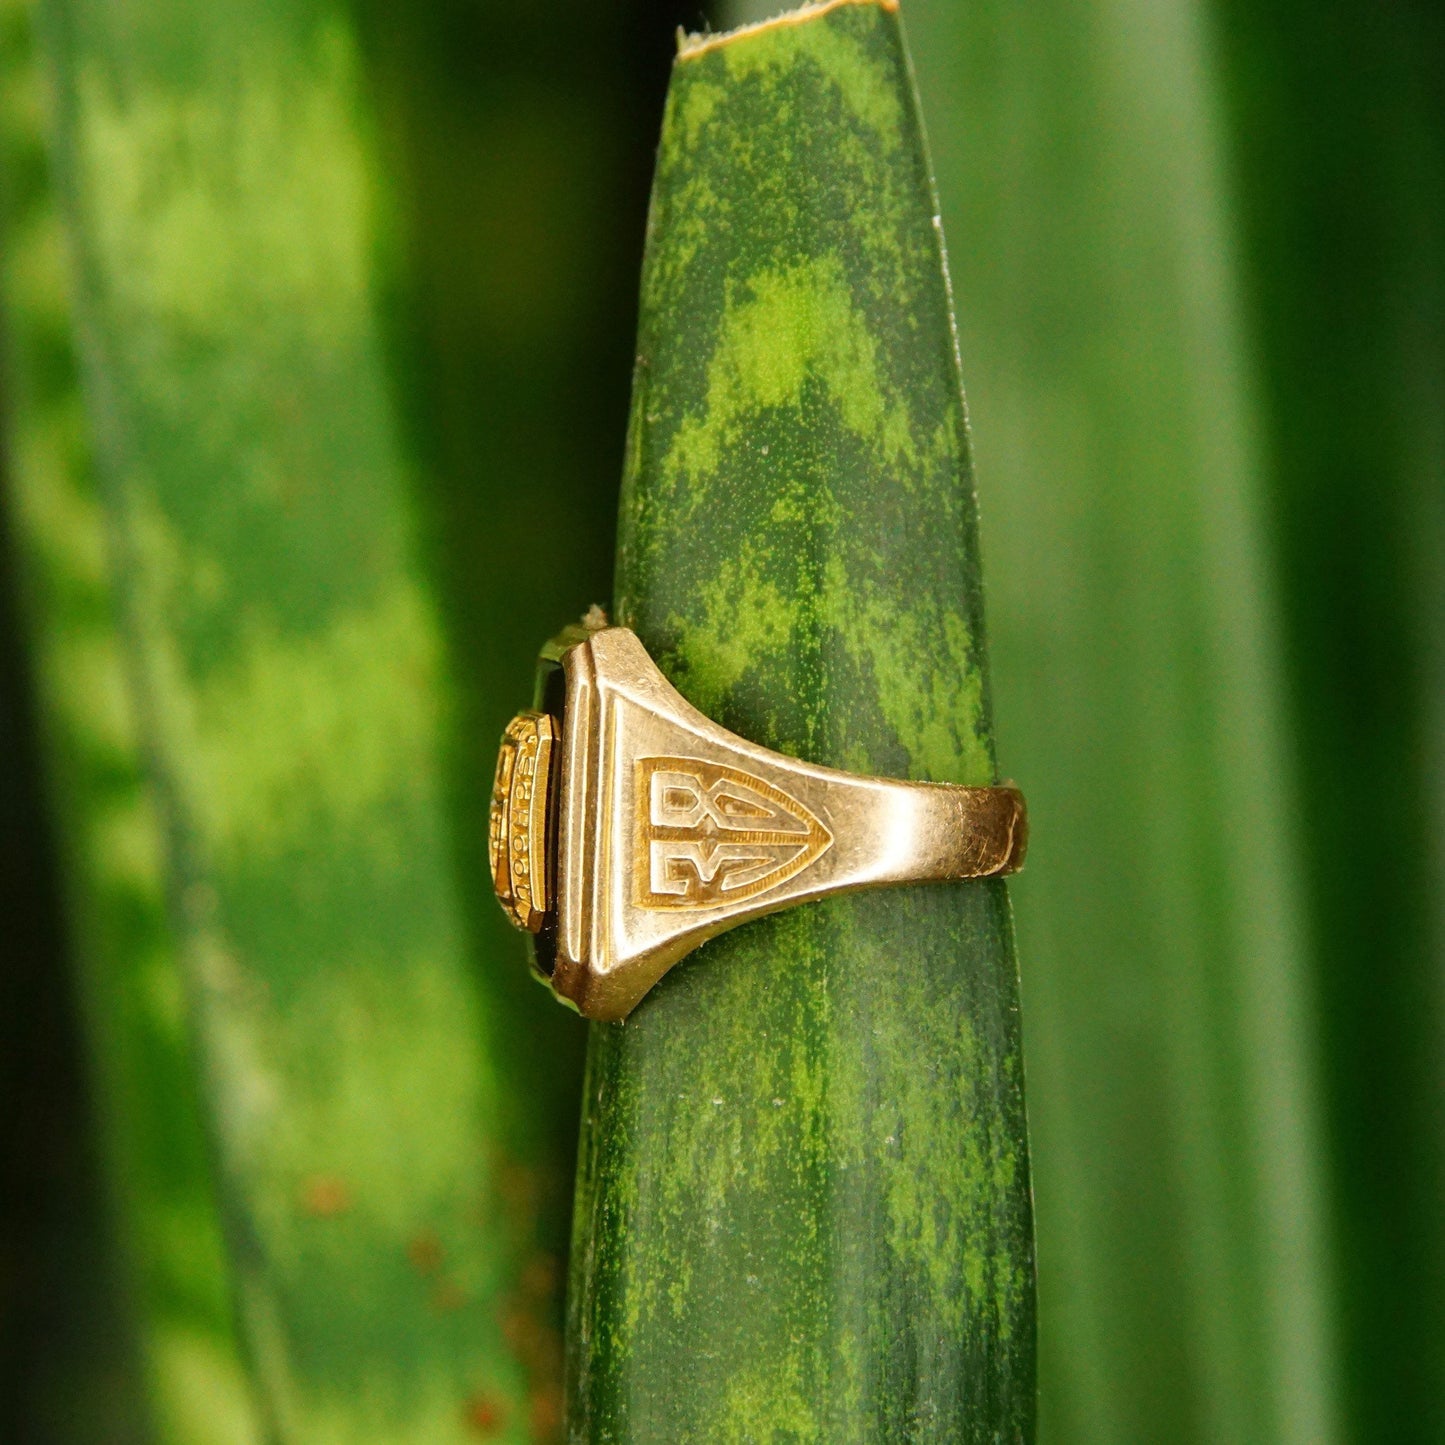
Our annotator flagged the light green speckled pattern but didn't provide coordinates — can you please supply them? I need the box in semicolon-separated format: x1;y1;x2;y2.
32;0;565;1438
0;0;259;1438
569;4;1034;1440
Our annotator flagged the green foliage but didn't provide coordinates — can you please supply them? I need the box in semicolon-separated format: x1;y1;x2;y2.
569;4;1034;1439
347;0;671;1231
903;0;1340;1439
12;0;622;1434
1213;2;1445;1435
724;0;1360;1437
6;0;1440;1437
2;0;680;1435
0;0;257;1437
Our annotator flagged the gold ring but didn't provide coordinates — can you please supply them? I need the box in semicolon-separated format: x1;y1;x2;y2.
488;613;1027;1021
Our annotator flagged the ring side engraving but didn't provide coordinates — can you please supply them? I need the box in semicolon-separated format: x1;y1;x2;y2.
634;756;833;910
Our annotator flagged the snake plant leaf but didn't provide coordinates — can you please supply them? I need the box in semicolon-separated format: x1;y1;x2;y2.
1213;1;1445;1434
895;0;1342;1439
0;0;258;1439
568;3;1035;1439
29;0;584;1435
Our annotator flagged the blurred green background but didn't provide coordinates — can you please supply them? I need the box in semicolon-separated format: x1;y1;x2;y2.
1;0;1441;1441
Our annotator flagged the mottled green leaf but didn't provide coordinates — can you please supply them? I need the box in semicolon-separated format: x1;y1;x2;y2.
568;4;1034;1440
0;0;258;1439
27;0;586;1436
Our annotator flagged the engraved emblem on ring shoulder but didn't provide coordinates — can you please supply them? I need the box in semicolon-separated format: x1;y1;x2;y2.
636;757;833;909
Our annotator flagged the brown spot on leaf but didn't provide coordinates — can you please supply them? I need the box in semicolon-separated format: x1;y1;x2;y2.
496;1162;539;1223
300;1175;351;1218
501;1307;562;1377
519;1253;558;1301
464;1393;506;1436
529;1384;563;1441
500;1307;531;1352
430;1278;469;1313
407;1229;444;1275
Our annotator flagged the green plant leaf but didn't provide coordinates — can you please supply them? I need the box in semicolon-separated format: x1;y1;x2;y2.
567;4;1035;1439
0;0;258;1438
899;0;1342;1439
1212;2;1445;1435
25;0;588;1435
